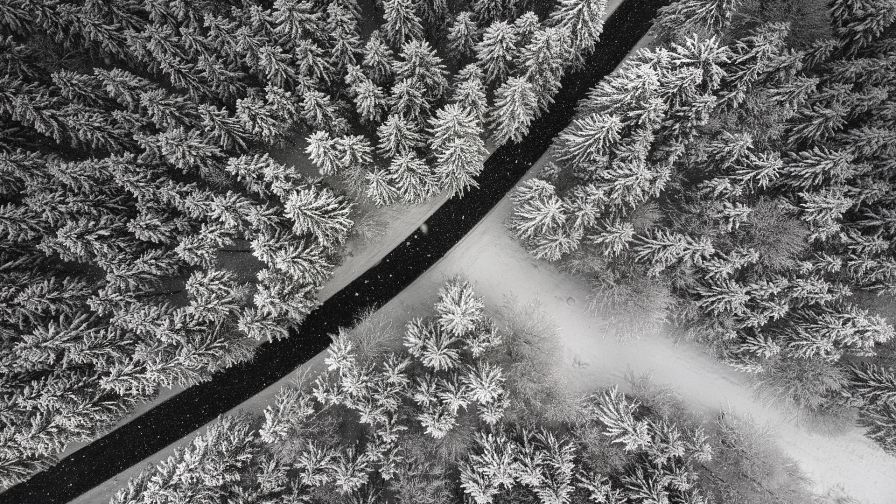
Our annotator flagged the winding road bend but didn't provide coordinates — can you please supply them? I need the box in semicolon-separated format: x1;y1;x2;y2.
0;1;667;502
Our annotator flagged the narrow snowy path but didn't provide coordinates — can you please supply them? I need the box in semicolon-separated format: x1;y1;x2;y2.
390;164;896;504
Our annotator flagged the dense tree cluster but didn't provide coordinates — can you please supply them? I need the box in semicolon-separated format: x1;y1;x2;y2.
509;0;896;450
299;0;608;205
0;0;354;489
108;280;749;504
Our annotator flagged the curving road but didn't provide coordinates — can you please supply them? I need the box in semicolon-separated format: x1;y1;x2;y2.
0;1;668;502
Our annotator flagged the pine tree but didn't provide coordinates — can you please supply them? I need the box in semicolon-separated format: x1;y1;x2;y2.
387;77;429;123
256;44;298;89
508;179;568;242
521;27;569;112
830;0;896;54
513;12;541;47
589;219;636;257
475;20;518;85
472;0;514;24
555;113;623;168
377;113;425;158
185;268;244;323
301;89;343;133
326;3;362;74
198;104;252;152
236;87;299;146
490;77;538;146
548;0;607;68
292;41;330;87
335;134;374;172
850;363;896;407
436;279;485;337
383;0;424;46
254;267;318;321
393;40;449;101
364;168;399;205
428;103;487;195
386;151;433;202
306;131;341;176
285;186;353;247
452;66;489;126
417;0;448;28
463;362;505;405
447;12;478;60
353;78;386;124
138;89;199;130
273;0;323;42
652;0;738;41
861;402;896;455
50;70;107;108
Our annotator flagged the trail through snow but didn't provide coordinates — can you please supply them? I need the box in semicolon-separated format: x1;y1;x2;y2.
394;163;896;504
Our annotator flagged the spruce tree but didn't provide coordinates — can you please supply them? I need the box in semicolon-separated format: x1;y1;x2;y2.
548;0;607;68
428;103;487;196
393;40;449;101
383;0;424;46
377;113;425;158
362;30;396;84
452;66;489;126
475;20;518;85
490;76;538;146
353;78;386;124
447;12;479;60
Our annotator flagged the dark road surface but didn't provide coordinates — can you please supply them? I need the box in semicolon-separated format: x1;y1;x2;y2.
1;0;667;501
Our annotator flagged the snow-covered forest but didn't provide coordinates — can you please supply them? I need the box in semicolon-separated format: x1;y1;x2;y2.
0;0;612;491
2;0;896;502
510;0;896;458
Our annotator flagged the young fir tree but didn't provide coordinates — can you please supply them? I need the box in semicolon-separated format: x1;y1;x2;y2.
447;11;479;61
353;77;387;124
362;30;396;84
521;26;570;112
393;40;449;101
428;103;488;196
377;113;425;158
490;76;538;146
548;0;607;68
383;0;424;46
475;20;519;85
509;0;896;453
